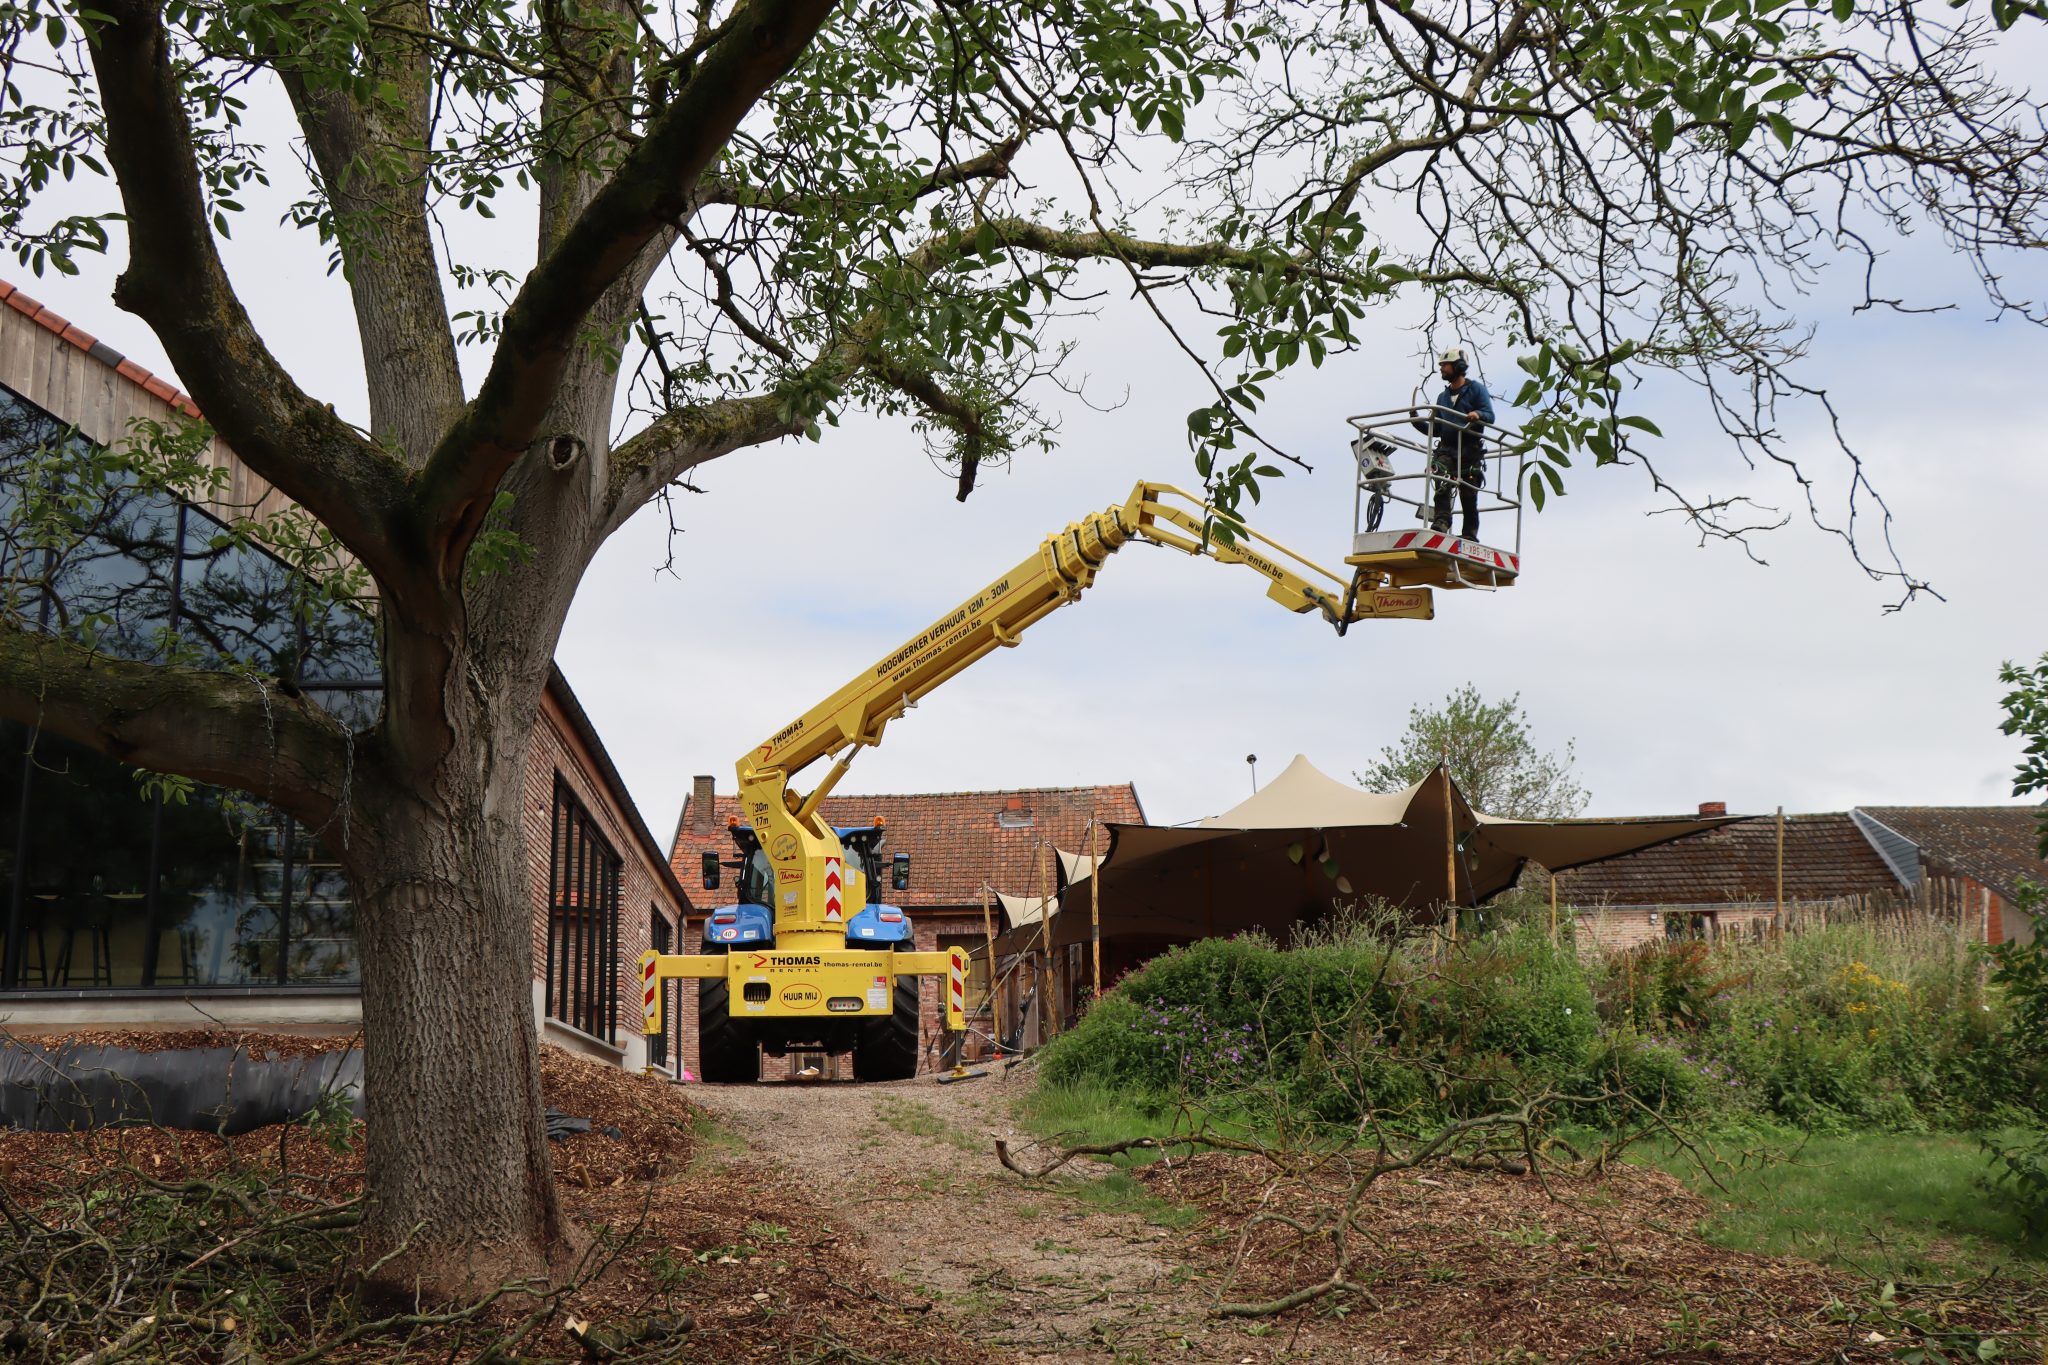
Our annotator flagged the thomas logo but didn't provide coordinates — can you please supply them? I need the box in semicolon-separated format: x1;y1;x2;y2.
778;868;802;883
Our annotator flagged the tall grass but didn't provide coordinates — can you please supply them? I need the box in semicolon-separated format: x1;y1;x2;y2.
1591;914;2025;1130
1636;1130;2045;1279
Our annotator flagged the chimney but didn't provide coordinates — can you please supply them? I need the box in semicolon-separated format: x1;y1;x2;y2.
692;775;716;832
1698;801;1726;817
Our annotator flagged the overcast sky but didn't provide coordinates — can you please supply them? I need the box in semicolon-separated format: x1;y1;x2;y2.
21;53;2048;839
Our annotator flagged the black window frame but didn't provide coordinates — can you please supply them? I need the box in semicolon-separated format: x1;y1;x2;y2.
545;775;621;1044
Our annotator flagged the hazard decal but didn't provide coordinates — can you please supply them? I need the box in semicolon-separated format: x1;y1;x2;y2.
823;856;844;922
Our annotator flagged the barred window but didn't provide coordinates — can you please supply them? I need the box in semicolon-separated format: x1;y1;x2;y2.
546;777;621;1042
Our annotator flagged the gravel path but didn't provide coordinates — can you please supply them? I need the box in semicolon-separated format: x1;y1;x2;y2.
685;1068;1225;1363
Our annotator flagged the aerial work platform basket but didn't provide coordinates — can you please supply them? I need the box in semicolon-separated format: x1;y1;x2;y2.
1344;406;1524;591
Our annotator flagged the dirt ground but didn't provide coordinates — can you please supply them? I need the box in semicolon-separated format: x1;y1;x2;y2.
3;1034;2039;1364
690;1064;1210;1362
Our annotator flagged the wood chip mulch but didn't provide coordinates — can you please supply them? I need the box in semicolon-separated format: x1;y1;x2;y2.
1136;1152;2041;1363
0;1038;988;1364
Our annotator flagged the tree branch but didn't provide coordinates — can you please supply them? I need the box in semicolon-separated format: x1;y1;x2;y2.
0;625;355;826
279;2;466;462
415;0;841;581
84;0;423;603
605;391;803;531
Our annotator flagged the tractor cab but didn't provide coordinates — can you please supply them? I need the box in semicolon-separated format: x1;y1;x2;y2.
837;825;914;947
698;823;912;949
1342;407;1524;591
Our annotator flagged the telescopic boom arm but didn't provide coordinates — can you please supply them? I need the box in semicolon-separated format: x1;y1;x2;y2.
732;481;1432;953
638;479;1434;1049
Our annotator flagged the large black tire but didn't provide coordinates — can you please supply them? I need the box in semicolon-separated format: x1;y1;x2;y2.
854;977;920;1081
696;977;758;1083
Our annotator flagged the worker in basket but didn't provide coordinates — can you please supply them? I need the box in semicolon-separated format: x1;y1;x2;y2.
1412;347;1494;539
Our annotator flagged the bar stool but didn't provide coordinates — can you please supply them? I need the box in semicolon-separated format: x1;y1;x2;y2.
9;898;53;986
52;893;114;987
152;923;200;986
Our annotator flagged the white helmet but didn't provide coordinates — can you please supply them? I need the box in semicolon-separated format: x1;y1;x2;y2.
1439;346;1469;375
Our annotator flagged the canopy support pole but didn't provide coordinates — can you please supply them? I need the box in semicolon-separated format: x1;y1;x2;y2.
1442;760;1458;948
1089;812;1102;1003
979;879;996;1024
1774;806;1785;940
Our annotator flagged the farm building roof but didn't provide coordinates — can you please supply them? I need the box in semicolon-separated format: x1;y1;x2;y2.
668;782;1144;913
1856;805;2047;904
1552;812;1903;908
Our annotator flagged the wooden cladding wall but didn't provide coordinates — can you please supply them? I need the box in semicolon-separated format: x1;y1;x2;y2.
0;295;297;527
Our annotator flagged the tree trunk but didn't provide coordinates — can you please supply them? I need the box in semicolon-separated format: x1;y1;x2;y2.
345;714;577;1299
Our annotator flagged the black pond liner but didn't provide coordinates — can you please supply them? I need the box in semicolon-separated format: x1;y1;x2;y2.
0;1038;364;1135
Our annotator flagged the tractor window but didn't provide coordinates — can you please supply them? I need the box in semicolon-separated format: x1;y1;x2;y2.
840;841;869;889
740;848;774;907
837;835;886;903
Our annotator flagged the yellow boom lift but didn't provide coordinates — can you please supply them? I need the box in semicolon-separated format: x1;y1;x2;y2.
639;475;1462;1081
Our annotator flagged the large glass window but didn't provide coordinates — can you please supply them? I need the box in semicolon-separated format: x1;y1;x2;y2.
0;382;379;992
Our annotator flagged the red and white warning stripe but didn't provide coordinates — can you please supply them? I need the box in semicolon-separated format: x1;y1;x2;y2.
641;951;659;1033
1386;530;1520;573
823;856;844;922
946;947;966;1029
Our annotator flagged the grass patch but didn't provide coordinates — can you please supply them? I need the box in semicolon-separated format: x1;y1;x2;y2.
685;1111;747;1172
1638;1129;2046;1282
1015;1082;1185;1154
1010;1084;1209;1229
1055;1168;1207;1230
874;1097;981;1152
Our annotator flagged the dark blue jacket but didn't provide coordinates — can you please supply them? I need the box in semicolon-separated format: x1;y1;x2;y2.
1416;379;1494;463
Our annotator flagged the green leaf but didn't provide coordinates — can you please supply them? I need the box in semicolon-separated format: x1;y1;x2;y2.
1652;107;1676;152
1616;414;1663;436
1728;104;1759;149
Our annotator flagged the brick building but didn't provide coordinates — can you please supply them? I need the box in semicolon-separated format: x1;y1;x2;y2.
1557;804;2045;951
667;779;1144;1074
0;279;687;1071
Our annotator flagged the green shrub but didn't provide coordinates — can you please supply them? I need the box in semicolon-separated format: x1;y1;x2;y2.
1040;925;1600;1128
1982;924;2048;1239
1592;939;1744;1034
1042;913;2023;1137
1583;1028;1711;1115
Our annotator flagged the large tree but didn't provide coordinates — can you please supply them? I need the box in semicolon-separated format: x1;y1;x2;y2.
0;0;2043;1294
